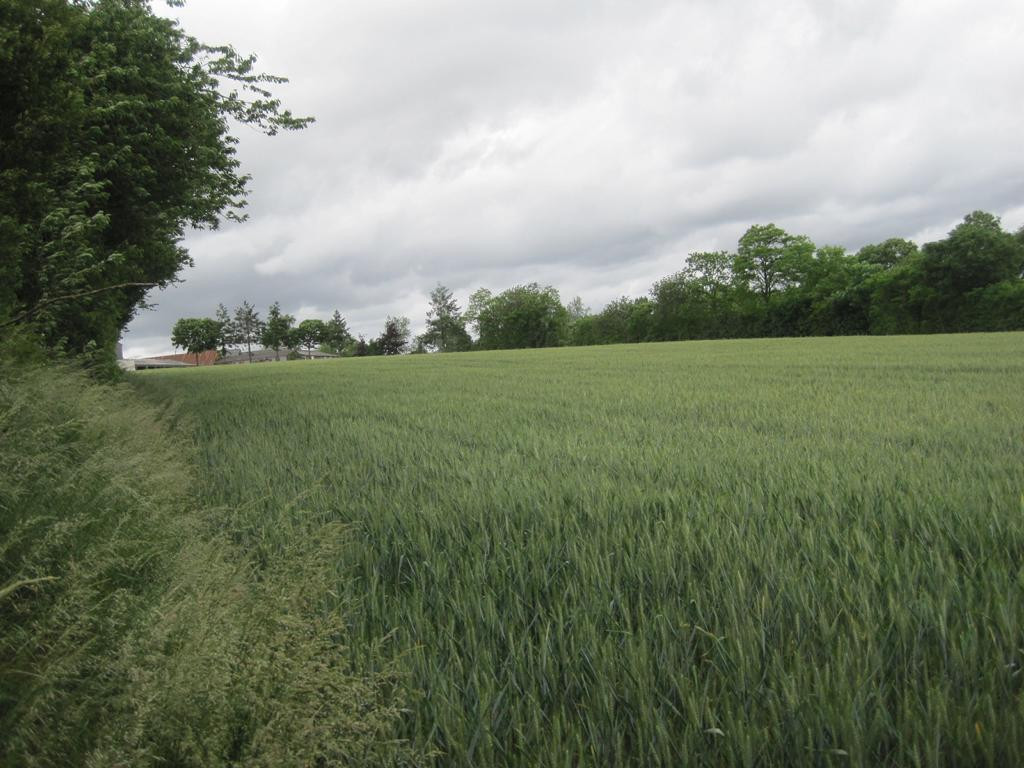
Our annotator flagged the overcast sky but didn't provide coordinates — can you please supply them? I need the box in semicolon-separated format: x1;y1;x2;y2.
124;0;1024;356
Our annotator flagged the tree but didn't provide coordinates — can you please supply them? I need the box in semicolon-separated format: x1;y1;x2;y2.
923;211;1024;292
376;316;411;355
564;296;590;343
650;263;746;342
582;297;653;344
856;238;918;269
734;224;815;300
0;0;311;360
291;319;326;358
565;296;589;323
170;317;221;366
649;250;749;340
477;284;568;349
214;303;238;356
795;246;874;336
462;288;493;341
421;284;471;352
261;301;295;360
684;251;735;288
914;211;1024;331
322;310;353;354
233;301;264;363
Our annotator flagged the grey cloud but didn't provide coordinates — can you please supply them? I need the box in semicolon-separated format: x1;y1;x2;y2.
125;0;1024;356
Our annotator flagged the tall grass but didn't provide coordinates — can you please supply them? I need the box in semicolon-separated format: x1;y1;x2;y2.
139;333;1024;767
0;360;426;767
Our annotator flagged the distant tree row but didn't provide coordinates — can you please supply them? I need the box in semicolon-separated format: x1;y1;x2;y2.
172;210;1023;363
411;210;1023;354
452;210;1023;350
172;302;351;363
171;302;413;362
571;210;1024;345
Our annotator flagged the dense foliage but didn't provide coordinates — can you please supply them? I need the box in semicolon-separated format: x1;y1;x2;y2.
0;0;310;361
571;211;1024;346
477;283;569;349
170;316;220;364
139;334;1024;766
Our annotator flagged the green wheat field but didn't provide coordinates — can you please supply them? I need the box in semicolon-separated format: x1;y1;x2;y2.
139;333;1024;767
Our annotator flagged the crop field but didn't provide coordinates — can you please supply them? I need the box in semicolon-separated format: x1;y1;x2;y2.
139;333;1024;767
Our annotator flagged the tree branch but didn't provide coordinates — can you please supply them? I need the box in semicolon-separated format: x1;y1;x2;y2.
1;283;158;329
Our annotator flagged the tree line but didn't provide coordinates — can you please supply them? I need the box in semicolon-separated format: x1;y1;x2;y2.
573;211;1024;345
173;210;1024;362
171;302;413;362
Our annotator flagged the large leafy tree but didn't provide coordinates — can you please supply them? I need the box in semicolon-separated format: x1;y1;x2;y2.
420;284;470;352
734;224;815;301
260;301;294;360
170;316;220;366
290;319;326;358
856;238;919;269
921;211;1023;293
915;211;1024;331
0;0;311;358
477;284;568;349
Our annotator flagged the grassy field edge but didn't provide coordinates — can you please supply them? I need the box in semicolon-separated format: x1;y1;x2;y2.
0;359;427;767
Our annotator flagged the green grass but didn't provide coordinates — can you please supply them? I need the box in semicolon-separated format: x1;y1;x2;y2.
0;361;426;767
138;333;1024;767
